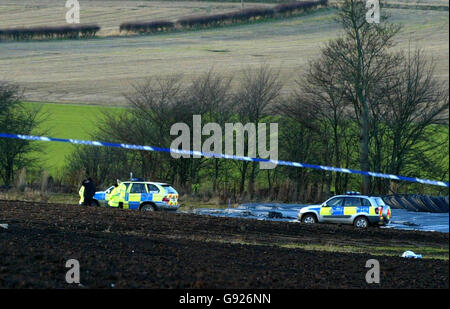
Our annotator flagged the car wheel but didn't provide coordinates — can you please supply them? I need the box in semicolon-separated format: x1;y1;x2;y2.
354;216;369;228
140;204;155;212
302;214;317;224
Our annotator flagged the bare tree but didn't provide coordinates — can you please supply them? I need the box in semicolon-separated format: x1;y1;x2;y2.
371;48;449;193
187;69;234;193
97;75;190;183
0;82;45;186
234;65;282;196
275;94;322;201
294;52;358;195
324;0;402;193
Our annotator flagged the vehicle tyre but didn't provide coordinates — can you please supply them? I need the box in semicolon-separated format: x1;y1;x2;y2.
140;203;155;212
301;213;317;224
354;216;369;228
92;199;100;207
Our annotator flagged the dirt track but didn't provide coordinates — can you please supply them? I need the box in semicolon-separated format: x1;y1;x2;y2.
0;200;448;288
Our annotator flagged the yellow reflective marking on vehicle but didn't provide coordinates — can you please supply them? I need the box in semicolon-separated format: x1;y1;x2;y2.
344;207;357;215
128;194;141;202
320;207;331;216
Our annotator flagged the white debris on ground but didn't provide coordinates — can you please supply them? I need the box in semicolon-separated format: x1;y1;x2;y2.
0;223;8;229
401;251;423;259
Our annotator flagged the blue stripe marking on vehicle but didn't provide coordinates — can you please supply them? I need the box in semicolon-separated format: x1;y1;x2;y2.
128;202;140;210
94;192;105;201
332;207;344;215
140;193;153;201
357;206;370;213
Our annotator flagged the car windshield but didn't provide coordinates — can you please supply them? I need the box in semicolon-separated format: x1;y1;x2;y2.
162;185;177;194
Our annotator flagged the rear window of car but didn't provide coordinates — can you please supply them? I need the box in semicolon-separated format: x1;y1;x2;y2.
162;185;177;194
374;197;385;207
360;198;372;206
147;184;160;193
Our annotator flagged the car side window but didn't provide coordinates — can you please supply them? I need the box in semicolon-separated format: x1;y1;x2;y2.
130;183;147;194
147;184;160;193
360;198;371;206
344;197;361;207
326;197;344;207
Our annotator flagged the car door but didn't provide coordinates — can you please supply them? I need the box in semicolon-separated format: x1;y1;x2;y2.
320;197;345;223
145;184;161;202
343;197;362;223
126;183;147;210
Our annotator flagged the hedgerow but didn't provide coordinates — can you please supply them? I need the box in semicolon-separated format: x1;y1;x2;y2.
274;0;328;15
119;21;175;33
120;0;328;34
0;24;100;41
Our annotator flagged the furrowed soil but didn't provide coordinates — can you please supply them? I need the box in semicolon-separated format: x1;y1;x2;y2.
0;200;448;288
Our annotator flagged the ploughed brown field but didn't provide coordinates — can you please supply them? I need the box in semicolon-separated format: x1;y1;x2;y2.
0;200;448;288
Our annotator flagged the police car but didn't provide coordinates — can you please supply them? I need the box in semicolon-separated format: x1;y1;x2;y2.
92;186;115;206
93;179;179;211
298;192;391;228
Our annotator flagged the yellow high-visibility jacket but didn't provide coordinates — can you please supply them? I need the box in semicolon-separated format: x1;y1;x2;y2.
108;183;123;207
79;186;85;204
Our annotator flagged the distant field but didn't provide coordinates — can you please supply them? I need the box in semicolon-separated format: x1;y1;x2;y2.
24;102;123;176
0;0;273;36
0;1;448;106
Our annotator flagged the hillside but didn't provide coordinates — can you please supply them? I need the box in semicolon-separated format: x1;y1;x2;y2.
0;1;448;106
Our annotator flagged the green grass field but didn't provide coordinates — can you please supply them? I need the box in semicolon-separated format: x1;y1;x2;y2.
24;102;123;176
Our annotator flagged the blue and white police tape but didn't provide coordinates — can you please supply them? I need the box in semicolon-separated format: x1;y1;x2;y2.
0;132;448;187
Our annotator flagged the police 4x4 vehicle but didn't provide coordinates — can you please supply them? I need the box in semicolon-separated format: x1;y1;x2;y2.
298;192;391;228
93;178;179;211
